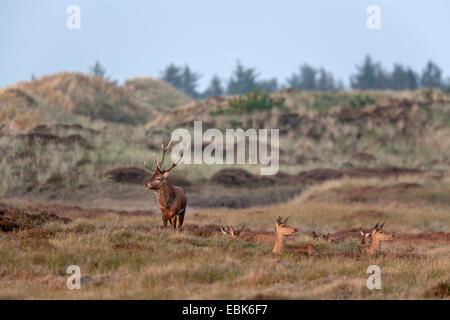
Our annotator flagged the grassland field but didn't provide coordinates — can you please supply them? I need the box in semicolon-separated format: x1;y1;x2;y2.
0;75;449;299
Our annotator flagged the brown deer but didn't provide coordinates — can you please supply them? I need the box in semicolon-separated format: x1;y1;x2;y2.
273;216;312;256
144;139;189;229
359;222;394;255
359;227;371;245
312;231;333;243
220;225;245;239
312;231;322;241
220;225;276;244
219;218;311;255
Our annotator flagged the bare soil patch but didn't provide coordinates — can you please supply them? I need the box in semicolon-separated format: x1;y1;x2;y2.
25;203;156;218
343;183;422;202
210;167;423;189
352;210;386;219
352;152;377;162
18;132;92;148
396;232;450;242
104;167;151;184
104;167;192;186
210;168;277;187
0;203;71;232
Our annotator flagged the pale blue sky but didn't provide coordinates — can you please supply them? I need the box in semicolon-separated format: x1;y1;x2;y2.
1;0;449;89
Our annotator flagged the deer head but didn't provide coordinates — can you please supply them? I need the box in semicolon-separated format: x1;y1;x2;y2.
359;227;371;245
312;231;320;240
360;222;394;255
275;216;297;236
220;225;245;239
370;222;394;241
144;139;189;191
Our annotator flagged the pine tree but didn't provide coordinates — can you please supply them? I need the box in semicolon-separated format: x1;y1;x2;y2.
317;68;336;91
391;64;419;90
421;60;443;88
227;61;258;95
89;60;107;78
351;55;377;89
181;65;201;98
203;75;224;98
161;64;183;89
373;63;391;89
406;67;419;90
256;78;278;93
286;64;318;90
285;72;301;89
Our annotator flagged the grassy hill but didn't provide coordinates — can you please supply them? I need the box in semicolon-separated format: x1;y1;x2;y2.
147;89;450;170
1;82;449;299
1;79;449;201
0;86;80;132
124;77;193;112
0;72;191;131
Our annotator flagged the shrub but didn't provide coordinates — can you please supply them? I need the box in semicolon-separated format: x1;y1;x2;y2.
211;89;285;115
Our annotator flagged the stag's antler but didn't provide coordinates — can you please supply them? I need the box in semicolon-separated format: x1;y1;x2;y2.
155;139;173;170
144;139;189;173
159;139;189;174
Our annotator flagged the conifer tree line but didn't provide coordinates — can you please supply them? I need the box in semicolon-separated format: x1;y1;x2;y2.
89;55;449;99
158;56;449;99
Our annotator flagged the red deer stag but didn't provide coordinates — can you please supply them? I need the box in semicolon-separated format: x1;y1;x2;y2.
144;139;189;229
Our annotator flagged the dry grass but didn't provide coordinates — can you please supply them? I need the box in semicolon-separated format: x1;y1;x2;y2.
1;83;450;299
124;77;192;112
1;175;449;299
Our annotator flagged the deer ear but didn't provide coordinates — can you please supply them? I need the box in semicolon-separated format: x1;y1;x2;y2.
162;172;169;178
359;227;365;236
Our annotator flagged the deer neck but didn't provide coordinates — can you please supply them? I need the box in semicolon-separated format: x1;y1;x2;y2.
155;182;176;208
368;235;380;254
272;229;286;254
361;236;368;245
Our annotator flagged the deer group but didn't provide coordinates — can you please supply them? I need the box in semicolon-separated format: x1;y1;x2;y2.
220;217;312;255
220;217;394;256
144;139;394;257
358;222;394;255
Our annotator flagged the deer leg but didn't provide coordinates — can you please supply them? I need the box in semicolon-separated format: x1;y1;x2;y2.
177;214;184;229
170;216;177;229
162;217;168;227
